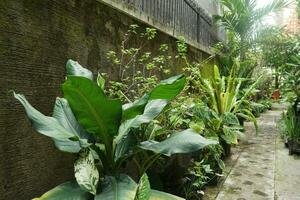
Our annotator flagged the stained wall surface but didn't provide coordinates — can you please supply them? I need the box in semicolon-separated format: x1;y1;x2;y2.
0;0;208;199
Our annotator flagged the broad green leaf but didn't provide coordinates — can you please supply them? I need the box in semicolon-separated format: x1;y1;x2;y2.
149;190;184;200
95;174;184;200
74;149;99;195
135;174;151;200
52;97;92;153
140;129;218;156
14;92;74;140
95;175;137;200
115;100;168;161
117;100;168;142
32;181;91;200
66;59;93;80
122;94;149;120
122;75;185;120
62;76;122;147
148;74;186;100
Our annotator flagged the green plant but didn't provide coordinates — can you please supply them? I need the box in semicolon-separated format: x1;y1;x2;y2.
106;25;177;102
214;0;290;60
282;107;300;142
15;60;218;199
183;160;213;200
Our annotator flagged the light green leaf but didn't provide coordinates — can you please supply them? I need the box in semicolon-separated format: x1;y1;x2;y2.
62;76;122;148
97;73;106;90
32;181;91;200
66;59;93;80
115;100;168;161
122;75;185;120
140;129;218;156
135;174;150;200
52;97;92;153
14;92;74;140
74;149;99;195
222;126;238;145
95;175;137;200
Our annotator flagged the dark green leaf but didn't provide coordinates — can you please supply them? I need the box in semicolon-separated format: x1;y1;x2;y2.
62;76;122;146
95;175;137;200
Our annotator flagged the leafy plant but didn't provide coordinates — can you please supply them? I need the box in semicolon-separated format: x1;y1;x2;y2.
15;60;217;199
106;25;179;102
199;63;260;144
182;160;213;200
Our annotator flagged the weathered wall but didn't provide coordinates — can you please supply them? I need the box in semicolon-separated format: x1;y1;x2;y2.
0;0;208;199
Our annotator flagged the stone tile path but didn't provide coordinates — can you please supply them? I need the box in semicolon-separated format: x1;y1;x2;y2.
204;104;300;200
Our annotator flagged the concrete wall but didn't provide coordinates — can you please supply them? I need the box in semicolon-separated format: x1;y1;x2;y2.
0;0;209;199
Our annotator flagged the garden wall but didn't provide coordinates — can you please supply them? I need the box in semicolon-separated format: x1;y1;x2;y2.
0;0;211;199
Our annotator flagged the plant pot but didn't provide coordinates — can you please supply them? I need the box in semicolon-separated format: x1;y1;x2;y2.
288;140;300;155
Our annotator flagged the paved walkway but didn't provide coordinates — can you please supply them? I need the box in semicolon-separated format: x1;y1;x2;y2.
204;104;300;200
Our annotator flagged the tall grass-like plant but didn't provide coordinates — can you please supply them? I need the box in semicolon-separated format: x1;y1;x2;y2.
199;62;260;146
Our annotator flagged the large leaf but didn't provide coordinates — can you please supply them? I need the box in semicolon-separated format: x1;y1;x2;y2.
95;174;184;200
140;129;218;156
148;74;186;100
62;76;122;147
135;174;151;200
122;75;185;120
52;97;92;153
95;175;137;200
74;149;99;195
32;181;91;200
14;93;74;140
66;59;93;80
116;100;167;155
115;100;168;161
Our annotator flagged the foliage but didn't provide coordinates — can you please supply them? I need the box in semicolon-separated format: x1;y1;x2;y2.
199;63;259;136
106;25;180;102
214;0;290;59
281;46;300;107
15;60;218;199
183;160;213;199
281;107;300;142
